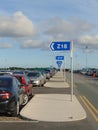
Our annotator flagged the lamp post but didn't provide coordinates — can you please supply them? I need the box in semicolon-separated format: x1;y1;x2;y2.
85;45;88;70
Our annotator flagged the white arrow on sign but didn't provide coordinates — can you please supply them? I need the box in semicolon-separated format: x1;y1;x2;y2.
50;42;54;51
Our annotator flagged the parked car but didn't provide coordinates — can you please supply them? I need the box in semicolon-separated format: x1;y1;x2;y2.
86;68;97;76
12;70;26;75
43;69;51;80
95;70;98;77
80;68;88;75
0;75;26;116
39;70;47;84
0;71;13;75
13;74;33;104
27;71;45;87
86;70;94;76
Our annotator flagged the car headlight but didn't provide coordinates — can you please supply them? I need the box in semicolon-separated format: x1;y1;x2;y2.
34;80;39;83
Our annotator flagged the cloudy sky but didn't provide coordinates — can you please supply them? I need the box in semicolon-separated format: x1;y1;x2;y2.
0;0;98;69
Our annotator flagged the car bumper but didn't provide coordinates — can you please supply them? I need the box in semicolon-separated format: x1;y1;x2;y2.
0;101;9;113
30;80;40;86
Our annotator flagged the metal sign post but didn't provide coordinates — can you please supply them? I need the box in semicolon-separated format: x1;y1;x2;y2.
64;55;66;82
70;41;73;101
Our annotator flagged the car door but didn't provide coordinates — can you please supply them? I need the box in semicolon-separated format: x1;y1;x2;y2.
13;78;24;105
25;75;33;95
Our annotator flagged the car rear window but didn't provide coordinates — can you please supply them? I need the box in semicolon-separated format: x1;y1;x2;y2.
27;72;39;77
0;78;12;87
13;72;24;74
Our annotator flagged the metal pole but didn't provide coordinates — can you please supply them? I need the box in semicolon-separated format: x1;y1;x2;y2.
85;45;88;69
64;55;66;82
70;40;73;101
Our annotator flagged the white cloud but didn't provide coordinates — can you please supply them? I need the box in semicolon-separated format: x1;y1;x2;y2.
75;35;98;52
40;17;94;40
20;39;50;50
0;43;12;48
0;13;96;51
18;17;96;51
0;11;36;37
21;40;43;49
77;35;98;45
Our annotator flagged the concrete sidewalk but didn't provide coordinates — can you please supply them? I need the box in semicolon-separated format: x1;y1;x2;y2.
20;71;86;122
45;71;69;88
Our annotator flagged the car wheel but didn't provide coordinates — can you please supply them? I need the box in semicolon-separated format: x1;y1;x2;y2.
38;82;41;87
41;83;44;86
22;94;29;106
10;101;20;117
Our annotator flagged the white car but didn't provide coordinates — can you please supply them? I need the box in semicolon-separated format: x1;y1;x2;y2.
27;71;45;87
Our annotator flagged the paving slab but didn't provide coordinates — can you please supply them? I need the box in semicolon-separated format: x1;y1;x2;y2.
20;94;86;122
45;80;69;88
45;72;70;88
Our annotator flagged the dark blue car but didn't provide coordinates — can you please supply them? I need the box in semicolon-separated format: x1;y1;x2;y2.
0;75;26;116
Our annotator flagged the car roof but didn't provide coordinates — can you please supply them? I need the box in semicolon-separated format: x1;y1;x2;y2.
28;71;40;73
0;75;13;80
13;74;25;76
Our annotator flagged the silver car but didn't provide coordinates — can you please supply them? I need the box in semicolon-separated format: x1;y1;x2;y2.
27;71;45;87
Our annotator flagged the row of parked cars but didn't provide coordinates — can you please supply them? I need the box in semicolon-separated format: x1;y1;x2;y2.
80;68;98;77
0;68;56;116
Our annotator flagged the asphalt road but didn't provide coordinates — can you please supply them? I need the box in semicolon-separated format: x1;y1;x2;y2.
0;120;93;130
0;72;95;130
72;73;98;130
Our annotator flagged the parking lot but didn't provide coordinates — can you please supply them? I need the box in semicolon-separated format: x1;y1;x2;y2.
0;70;67;121
0;71;95;130
0;70;86;122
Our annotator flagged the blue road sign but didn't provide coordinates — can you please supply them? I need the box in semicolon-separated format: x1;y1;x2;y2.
56;56;64;60
50;41;70;51
56;61;62;68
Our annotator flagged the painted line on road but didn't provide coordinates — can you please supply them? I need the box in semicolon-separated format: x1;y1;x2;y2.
83;96;98;114
80;96;98;123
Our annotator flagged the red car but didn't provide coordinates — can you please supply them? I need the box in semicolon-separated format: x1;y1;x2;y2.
13;74;33;105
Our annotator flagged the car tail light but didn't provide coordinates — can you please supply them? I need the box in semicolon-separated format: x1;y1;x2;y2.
21;76;25;84
0;92;12;99
22;85;28;93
